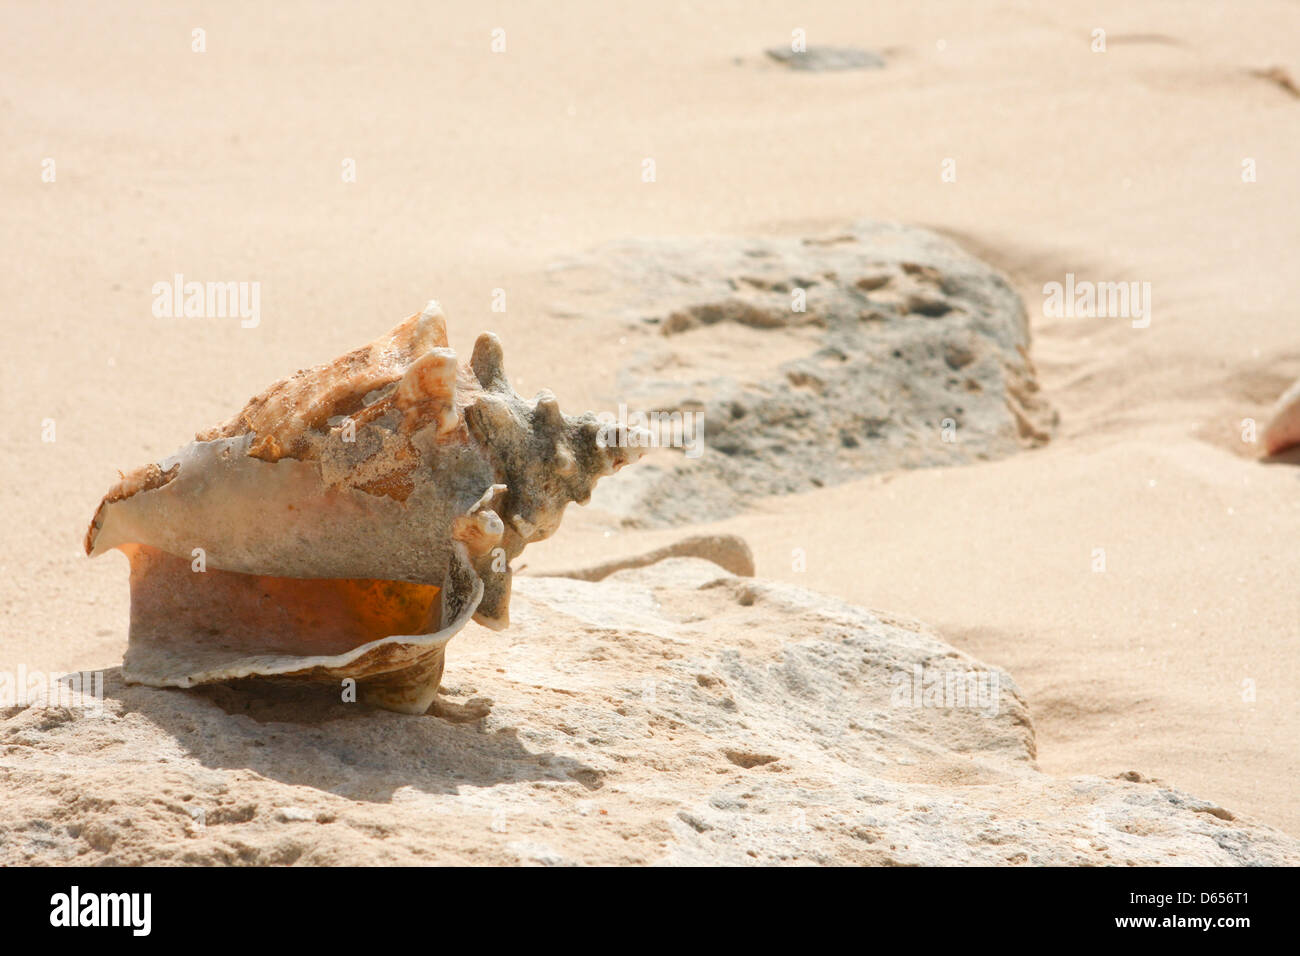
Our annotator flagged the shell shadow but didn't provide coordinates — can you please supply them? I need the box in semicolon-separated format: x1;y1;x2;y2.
105;668;602;802
1261;446;1300;467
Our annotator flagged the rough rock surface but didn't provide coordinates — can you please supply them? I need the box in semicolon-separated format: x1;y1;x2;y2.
546;222;1057;525
2;558;1292;866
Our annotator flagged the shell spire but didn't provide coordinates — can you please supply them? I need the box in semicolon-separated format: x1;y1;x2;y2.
462;333;647;627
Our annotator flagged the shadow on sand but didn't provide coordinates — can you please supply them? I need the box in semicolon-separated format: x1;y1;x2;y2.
81;668;602;803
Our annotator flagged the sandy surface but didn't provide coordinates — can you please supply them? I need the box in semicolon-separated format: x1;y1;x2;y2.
2;1;1298;841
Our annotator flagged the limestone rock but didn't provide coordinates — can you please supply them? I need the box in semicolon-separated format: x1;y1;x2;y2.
546;222;1058;525
2;559;1291;866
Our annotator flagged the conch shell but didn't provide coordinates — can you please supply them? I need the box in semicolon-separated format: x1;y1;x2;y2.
85;302;644;714
1262;375;1300;456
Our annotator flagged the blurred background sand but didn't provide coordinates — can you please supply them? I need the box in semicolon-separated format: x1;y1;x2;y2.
2;2;1297;833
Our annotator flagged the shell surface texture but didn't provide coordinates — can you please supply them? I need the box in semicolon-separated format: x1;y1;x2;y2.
85;302;645;714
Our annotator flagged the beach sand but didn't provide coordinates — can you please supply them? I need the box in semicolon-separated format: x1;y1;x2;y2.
2;1;1297;838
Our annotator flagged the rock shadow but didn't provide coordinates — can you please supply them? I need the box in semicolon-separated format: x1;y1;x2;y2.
95;668;602;803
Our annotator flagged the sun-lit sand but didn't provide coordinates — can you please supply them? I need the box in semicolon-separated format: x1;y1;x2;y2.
2;1;1297;840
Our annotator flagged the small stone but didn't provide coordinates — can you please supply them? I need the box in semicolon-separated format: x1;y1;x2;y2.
765;46;885;72
274;807;315;823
